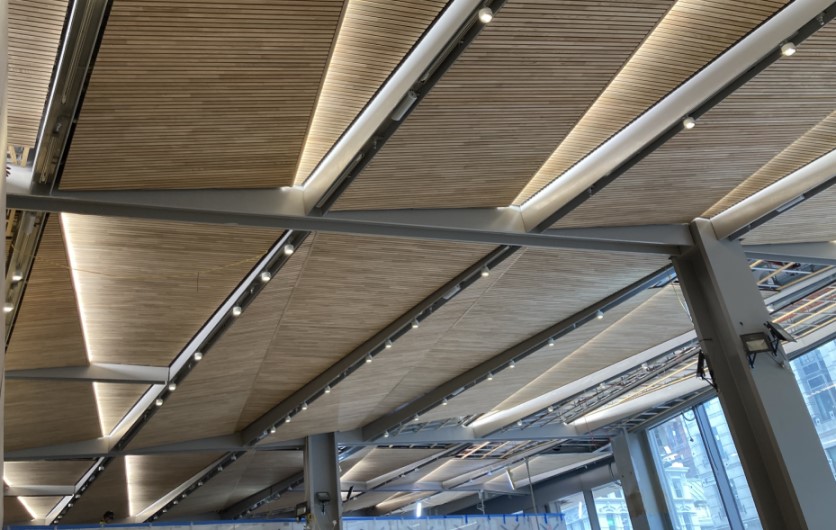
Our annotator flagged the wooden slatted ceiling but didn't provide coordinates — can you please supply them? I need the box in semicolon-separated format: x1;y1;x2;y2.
252;490;306;516
124;454;222;516
293;0;449;184
6;0;68;147
515;0;786;204
706;115;836;216
5;380;101;452
236;234;492;429
417;289;656;423
129;234;489;449
127;240;313;449
60;214;280;366
58;0;345;190
341;448;443;483
6;216;88;370
499;286;693;411
9;497;63;520
256;253;520;442
331;0;673;211
553;24;836;229
5;461;90;487
95;383;150;436
162;451;303;520
4;498;37;524
59;459;129;524
742;186;836;245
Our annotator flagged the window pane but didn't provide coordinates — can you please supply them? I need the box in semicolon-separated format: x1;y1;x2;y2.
648;412;731;530
592;482;632;530
790;338;836;478
702;398;763;530
555;492;591;530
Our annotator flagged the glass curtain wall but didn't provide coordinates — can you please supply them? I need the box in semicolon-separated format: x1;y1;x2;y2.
554;492;591;530
591;483;633;530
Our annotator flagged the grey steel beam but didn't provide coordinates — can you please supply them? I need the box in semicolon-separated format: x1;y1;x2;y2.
744;242;836;267
361;266;674;441
4;486;75;497
220;471;305;520
672;218;836;530
340;424;589;446
611;432;673;530
6;186;681;256
6;363;169;384
305;434;342;530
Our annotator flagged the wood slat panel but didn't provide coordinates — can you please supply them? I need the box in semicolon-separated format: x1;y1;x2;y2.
7;0;68;147
499;286;693;411
7;216;88;370
237;233;492;429
294;0;449;184
515;0;786;204
5;461;90;487
10;497;63;520
742;186;836;245
342;448;442;483
257;253;521;442
417;289;655;423
502;454;600;486
59;459;129;524
4;497;36;524
127;240;313;449
706;115;836;216
5;380;101;452
59;0;345;190
333;0;672;211
125;454;222;516
60;214;280;366
554;24;836;228
94;383;150;436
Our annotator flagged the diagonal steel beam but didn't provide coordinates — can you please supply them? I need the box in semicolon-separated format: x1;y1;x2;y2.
6;363;169;384
5;486;76;497
360;265;675;441
744;242;836;267
219;471;305;520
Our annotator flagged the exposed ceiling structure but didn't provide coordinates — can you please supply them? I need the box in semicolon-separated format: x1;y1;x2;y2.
3;0;836;525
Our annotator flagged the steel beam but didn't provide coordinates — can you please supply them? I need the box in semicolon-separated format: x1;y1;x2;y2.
341;424;588;446
6;363;169;384
744;242;836;267
672;218;836;530
4;486;75;497
520;1;835;231
220;471;305;520
6;186;682;255
305;434;342;530
360;266;674;441
611;432;671;530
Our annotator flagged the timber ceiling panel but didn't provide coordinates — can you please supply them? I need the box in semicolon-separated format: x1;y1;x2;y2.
742;186;836;245
553;23;836;229
124;454;222;517
5;461;90;487
256;253;520;443
236;234;493;429
7;0;68;147
8;497;63;520
515;0;786;204
499;286;693;411
127;240;313;449
95;383;150;436
6;216;88;371
60;459;129;525
374;492;435;514
4;497;37;524
496;454;603;487
417;289;656;423
342;448;443;484
60;214;280;366
5;380;101;452
59;0;345;190
332;0;673;211
294;0;449;183
706;115;836;216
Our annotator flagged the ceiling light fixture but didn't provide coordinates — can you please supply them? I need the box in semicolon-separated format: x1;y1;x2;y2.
547;406;555;413
4;303;14;313
285;415;292;423
260;270;272;283
682;116;696;130
442;398;449;406
414;413;421;422
383;431;390;438
11;271;23;282
480;266;490;278
168;382;177;392
477;7;493;23
193;351;203;361
302;402;308;411
412;319;420;329
595;310;605;320
366;353;373;363
548;337;555;347
385;339;393;349
232;305;243;317
487;372;494;381
324;385;332;394
781;42;796;56
270;426;277;434
516;420;523;427
155;398;164;407
509;360;516;369
283;244;295;256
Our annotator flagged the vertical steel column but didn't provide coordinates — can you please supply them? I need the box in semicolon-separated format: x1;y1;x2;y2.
672;218;836;530
1;0;8;521
693;405;744;530
583;489;602;530
611;432;671;530
304;433;342;530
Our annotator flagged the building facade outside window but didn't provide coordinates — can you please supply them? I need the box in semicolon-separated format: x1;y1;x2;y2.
592;482;632;530
554;492;591;530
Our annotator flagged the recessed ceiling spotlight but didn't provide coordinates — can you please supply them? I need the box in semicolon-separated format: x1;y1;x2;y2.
477;7;493;24
260;270;272;283
194;351;204;361
283;244;295;256
682;116;696;130
780;42;796;56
